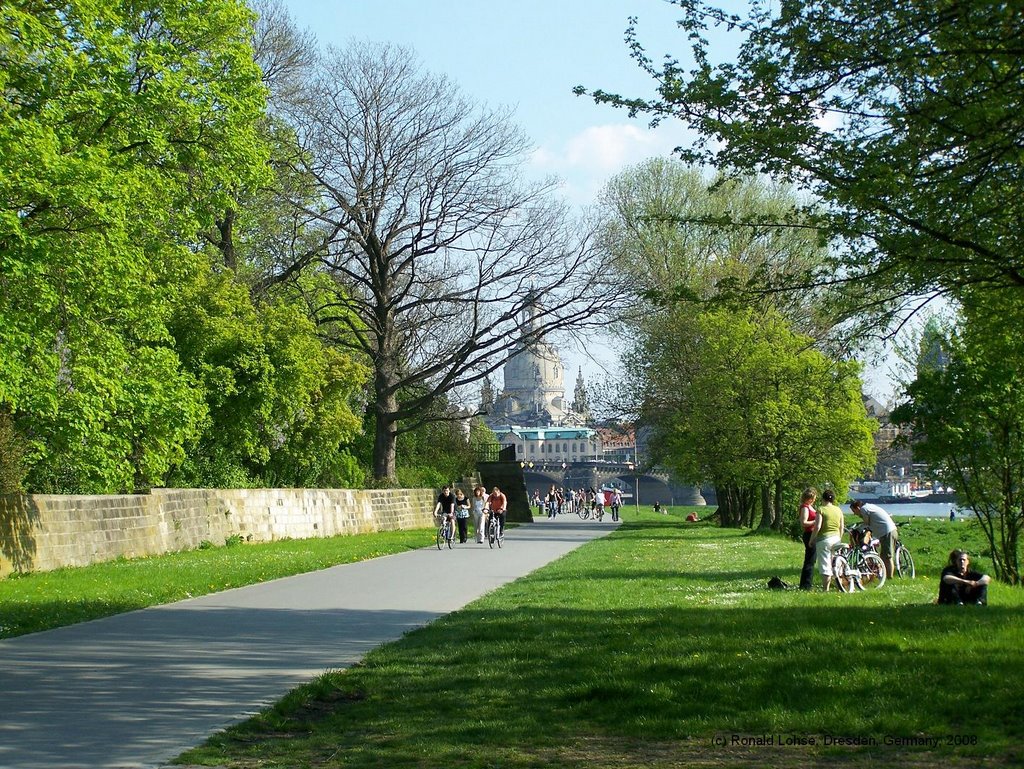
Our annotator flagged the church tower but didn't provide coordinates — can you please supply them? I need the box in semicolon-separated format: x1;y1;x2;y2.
486;292;583;427
572;368;590;420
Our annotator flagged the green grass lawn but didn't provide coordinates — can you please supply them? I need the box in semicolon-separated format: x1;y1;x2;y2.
0;528;433;638
175;509;1024;768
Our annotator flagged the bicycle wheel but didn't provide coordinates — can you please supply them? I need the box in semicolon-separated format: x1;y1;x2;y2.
488;521;496;549
896;546;915;578
831;554;854;593
576;508;589;520
859;552;887;589
436;525;445;550
496;522;504;548
445;521;453;549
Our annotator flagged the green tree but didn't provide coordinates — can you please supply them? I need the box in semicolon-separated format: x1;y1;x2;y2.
595;159;870;527
166;267;367;488
1;0;269;492
597;159;829;334
577;0;1024;321
634;308;875;529
892;292;1024;584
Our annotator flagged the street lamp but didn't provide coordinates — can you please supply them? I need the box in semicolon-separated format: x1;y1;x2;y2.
626;462;639;512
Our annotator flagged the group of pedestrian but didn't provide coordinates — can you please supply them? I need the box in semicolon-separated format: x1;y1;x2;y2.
530;486;623;521
434;484;506;544
797;486;990;603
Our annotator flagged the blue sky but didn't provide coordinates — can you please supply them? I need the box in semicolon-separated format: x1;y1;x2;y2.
279;1;898;402
282;0;704;205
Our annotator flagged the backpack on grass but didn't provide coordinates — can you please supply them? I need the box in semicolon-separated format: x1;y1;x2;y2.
767;576;791;590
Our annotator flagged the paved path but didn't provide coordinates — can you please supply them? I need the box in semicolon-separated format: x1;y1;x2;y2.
0;517;615;769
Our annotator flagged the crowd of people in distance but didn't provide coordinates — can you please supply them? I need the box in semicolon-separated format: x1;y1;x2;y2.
434;484;506;544
797;486;990;604
530;486;623;522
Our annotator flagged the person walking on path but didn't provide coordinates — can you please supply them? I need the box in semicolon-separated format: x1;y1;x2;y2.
809;489;844;591
472;485;488;543
545;485;558;519
798;487;818;590
454;488;471;544
610;489;622;522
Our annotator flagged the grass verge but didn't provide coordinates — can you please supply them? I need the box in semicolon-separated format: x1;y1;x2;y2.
0;528;432;638
177;509;1023;768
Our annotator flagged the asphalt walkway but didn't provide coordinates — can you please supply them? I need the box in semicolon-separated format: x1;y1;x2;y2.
0;516;616;769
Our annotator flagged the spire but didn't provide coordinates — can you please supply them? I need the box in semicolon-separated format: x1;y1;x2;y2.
573;368;590;418
480;377;494;410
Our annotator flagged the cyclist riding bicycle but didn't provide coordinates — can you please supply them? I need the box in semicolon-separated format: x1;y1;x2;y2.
486;486;507;537
434;485;457;541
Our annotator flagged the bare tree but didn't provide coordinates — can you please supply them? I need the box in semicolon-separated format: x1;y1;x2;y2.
249;0;318;111
289;42;611;481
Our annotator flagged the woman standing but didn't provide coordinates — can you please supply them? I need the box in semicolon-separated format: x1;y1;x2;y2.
454;488;471;544
545;485;558;519
471;486;487;543
798;487;818;590
809;489;844;591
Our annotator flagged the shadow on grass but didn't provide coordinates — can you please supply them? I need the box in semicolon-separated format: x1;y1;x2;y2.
529;567;789;583
0;598;145;638
183;599;1024;768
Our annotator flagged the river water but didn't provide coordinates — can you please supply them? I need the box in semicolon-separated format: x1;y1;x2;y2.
843;501;968;520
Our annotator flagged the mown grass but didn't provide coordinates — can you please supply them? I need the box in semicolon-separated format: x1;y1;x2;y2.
0;528;432;638
178;509;1024;769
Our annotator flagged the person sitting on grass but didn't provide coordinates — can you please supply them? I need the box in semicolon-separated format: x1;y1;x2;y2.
938;550;991;605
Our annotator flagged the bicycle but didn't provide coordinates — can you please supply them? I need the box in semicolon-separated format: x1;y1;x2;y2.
436;514;454;550
859;522;915;578
831;528;886;591
487;510;504;549
885;523;916;578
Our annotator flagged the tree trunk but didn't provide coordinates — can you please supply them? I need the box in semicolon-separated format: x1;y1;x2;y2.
773;478;785;531
742;487;756;528
214;208;237;271
372;369;399;484
757;484;774;530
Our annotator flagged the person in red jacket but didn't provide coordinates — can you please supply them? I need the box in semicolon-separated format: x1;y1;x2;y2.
486;486;507;536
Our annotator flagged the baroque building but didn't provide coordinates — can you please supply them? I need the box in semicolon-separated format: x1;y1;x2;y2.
485;298;588;428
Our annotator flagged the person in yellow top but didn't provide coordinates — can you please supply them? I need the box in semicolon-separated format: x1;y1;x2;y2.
808;488;844;591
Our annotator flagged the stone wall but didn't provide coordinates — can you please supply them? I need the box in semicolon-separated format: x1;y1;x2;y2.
0;487;436;577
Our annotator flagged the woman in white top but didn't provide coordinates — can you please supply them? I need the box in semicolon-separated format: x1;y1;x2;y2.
471;485;487;543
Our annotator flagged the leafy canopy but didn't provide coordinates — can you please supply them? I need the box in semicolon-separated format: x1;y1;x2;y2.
578;0;1024;326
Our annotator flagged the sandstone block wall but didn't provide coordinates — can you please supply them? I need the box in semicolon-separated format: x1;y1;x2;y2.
0;487;436;577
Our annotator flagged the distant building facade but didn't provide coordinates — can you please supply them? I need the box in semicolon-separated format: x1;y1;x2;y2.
493;426;601;464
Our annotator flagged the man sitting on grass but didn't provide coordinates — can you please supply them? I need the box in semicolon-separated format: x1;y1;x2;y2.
938;550;991;605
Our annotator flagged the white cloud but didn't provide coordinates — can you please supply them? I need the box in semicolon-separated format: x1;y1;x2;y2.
533;123;680;174
530;122;694;206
